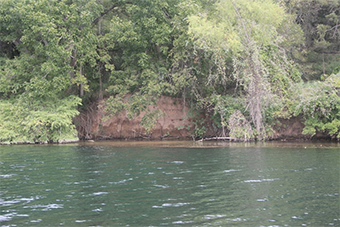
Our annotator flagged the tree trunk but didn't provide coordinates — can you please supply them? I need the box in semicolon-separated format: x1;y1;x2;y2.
221;113;226;137
99;73;103;100
248;50;264;139
67;47;77;94
233;3;264;139
80;66;84;97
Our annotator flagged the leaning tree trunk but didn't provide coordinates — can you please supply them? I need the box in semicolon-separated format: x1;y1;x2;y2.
248;57;264;139
233;3;265;140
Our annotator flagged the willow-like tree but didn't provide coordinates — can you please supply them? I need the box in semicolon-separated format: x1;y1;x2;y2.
189;0;301;140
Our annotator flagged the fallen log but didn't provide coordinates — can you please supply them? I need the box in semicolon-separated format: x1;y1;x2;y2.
197;137;232;142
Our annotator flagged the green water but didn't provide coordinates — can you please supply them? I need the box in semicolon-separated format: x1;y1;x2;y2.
1;141;339;226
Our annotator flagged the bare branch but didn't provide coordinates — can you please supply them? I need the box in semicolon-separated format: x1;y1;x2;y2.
232;1;250;43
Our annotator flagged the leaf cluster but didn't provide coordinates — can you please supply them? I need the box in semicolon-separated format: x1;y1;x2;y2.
289;73;340;138
0;95;81;143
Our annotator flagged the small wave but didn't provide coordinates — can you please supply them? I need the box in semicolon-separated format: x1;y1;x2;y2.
88;170;104;174
0;197;35;207
172;220;193;224
92;208;103;212
152;202;189;208
173;177;184;179
23;203;63;211
30;219;42;223
0;212;29;222
109;178;133;185
291;216;303;220
170;161;184;164
243;180;262;183
226;218;247;222
16;214;29;217
0;214;13;222
153;185;169;189
204;214;227;220
223;169;239;173
0;174;17;178
243;178;279;183
92;192;108;196
162;172;174;175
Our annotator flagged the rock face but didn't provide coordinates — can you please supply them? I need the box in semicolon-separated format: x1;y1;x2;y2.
76;96;196;140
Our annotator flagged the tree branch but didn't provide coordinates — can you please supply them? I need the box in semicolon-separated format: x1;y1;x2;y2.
92;3;119;25
92;2;132;26
232;2;250;43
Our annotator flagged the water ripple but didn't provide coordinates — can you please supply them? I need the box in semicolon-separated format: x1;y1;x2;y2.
153;184;169;189
1;144;338;226
92;192;108;196
152;202;189;208
109;178;133;185
0;174;18;178
223;169;239;173
243;178;279;183
0;197;34;206
23;203;63;211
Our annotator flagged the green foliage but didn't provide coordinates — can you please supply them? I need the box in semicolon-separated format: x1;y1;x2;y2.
0;96;81;143
140;109;164;135
190;112;207;139
210;94;245;135
283;0;340;79
1;0;339;142
228;110;254;141
290;73;340;138
102;0;189;133
0;0;98;143
188;0;302;139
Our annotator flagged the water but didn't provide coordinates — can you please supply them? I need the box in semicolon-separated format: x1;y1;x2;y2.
1;141;339;226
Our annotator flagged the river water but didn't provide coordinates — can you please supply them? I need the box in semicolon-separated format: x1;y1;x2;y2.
1;141;339;226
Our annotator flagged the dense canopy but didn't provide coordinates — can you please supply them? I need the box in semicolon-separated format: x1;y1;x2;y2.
0;0;339;143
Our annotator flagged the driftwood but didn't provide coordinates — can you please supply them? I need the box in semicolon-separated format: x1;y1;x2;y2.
197;137;232;142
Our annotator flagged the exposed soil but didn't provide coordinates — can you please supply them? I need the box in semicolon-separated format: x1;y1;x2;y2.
75;96;330;141
76;96;196;140
270;116;308;141
271;116;331;141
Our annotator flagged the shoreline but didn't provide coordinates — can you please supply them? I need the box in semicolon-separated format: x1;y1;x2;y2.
1;136;336;145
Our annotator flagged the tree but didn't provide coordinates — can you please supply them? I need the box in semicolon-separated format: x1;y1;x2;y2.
1;0;337;142
0;0;102;143
282;0;340;80
188;0;301;140
289;72;340;139
101;0;194;133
